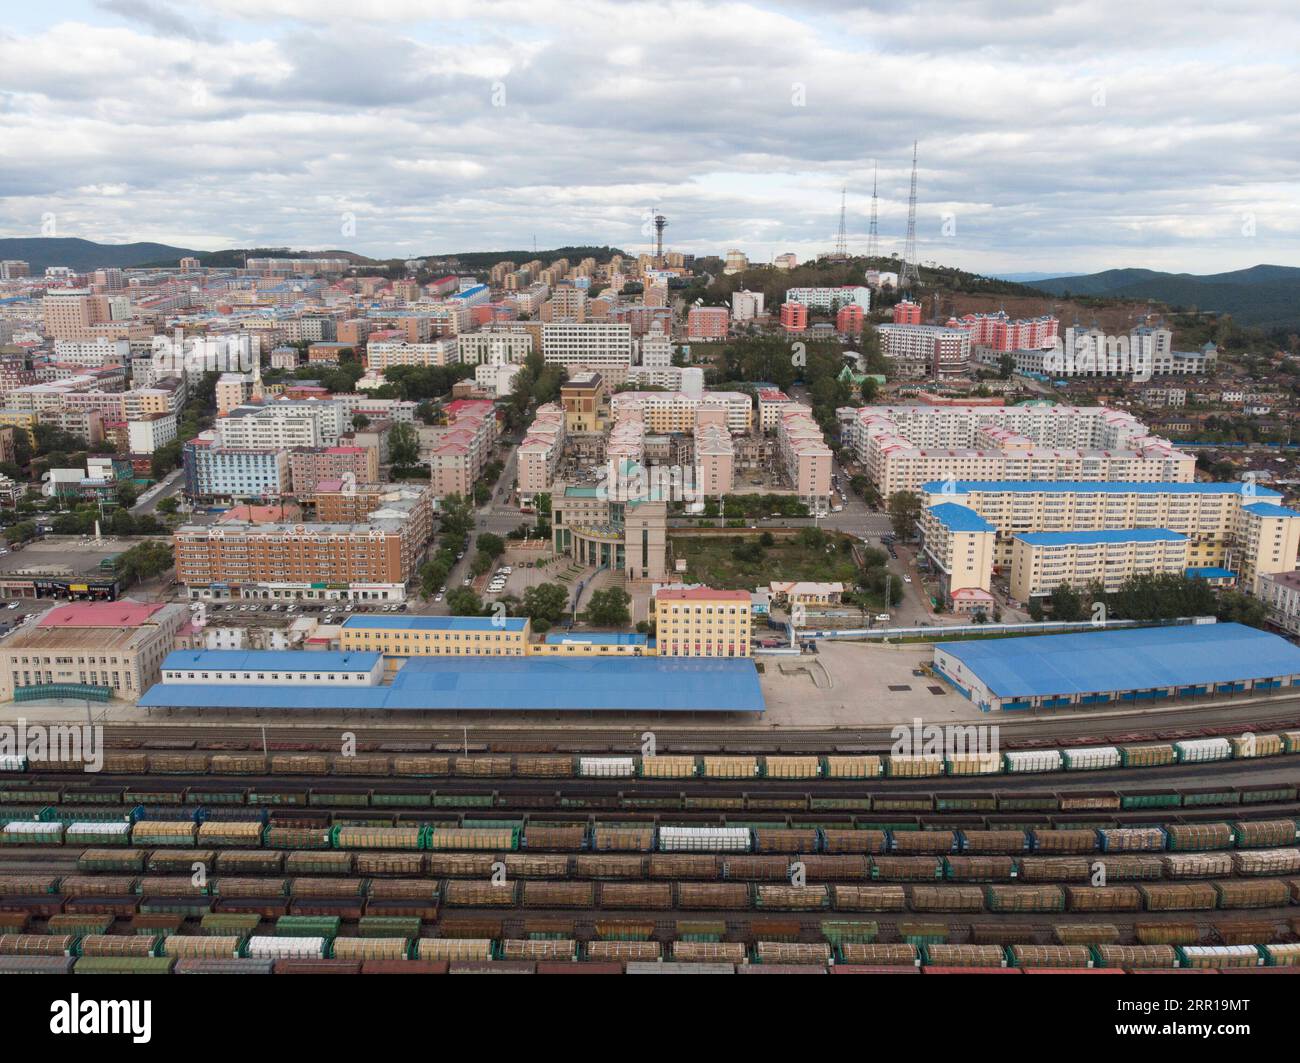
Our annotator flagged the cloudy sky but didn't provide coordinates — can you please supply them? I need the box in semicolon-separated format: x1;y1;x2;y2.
1;0;1298;275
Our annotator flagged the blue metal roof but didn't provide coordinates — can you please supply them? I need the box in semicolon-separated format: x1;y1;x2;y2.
140;656;764;713
927;502;994;533
161;650;381;673
937;623;1300;700
1016;528;1186;546
1242;501;1300;518
543;632;648;646
340;614;529;633
923;480;1279;498
1185;567;1237;580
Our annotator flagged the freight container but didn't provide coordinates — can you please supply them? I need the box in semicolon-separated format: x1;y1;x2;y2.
701;756;758;779
593;826;654;852
987;885;1064;913
1030;829;1098;854
763;756;820;779
0;821;62;844
831;885;906;912
73;957;174;975
925;944;1004;968
1098;827;1167;853
1233;848;1300;876
885;755;943;779
415;938;494;962
579;757;636;779
443;881;517;907
500;939;575;962
959;830;1029;854
820;829;887;855
1262;943;1300;967
1094;944;1179;969
1177;945;1263;969
821;755;883;779
754;885;829;911
1174;738;1232;764
64;822;132;846
891;830;956;855
871;856;942;882
331;826;422;850
1064;886;1143;912
1003;751;1063;774
131;821;197;847
1232;820;1298;848
78;935;160;958
1139;883;1217;911
1061;746;1121;771
521;881;594;909
944;857;1016;882
1231;733;1284;758
753;941;829;966
523;825;586;851
598;883;673;910
910;886;983;913
0;934;75;956
1214;879;1290;909
1162;853;1234;879
658;826;750;853
1117;743;1175;768
639;755;697;779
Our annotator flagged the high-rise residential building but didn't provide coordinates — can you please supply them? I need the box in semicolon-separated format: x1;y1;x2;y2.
876;323;972;377
288;445;380;494
423;399;497;497
561;372;608;433
365;337;458;370
731;290;765;321
779;302;808;331
457;331;533;365
541;323;634;381
836;304;865;334
775;403;832;509
517;403;566;496
183;439;291;501
892;299;922;325
686;306;729;341
841;404;1196;496
784;286;871;312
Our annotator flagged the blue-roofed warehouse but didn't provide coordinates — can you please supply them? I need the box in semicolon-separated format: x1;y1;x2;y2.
139;655;764;715
932;622;1300;712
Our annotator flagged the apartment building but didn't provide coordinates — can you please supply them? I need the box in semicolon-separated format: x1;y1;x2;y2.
1008;528;1191;602
775;403;832;509
423;399;497;498
0;600;187;702
918;502;998;610
731;290;765;320
610;389;752;435
218;401;345;449
949;312;1058;352
517;403;566;495
457;331;533;365
921;480;1300;595
836;305;866;334
541;322;634;382
842;404;1196;496
288;445;380;494
1259;571;1300;635
893;300;922;325
877;323;972;378
779;302;808;331
51;339;131;367
312;481;434;553
365;337;459;370
693;418;735;497
784;286;871;312
126;412;177;455
686;306;729;341
183;439;290;501
755;387;794;431
174;522;413;602
652;588;752;658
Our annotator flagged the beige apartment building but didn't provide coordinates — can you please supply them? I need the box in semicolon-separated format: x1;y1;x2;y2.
551;481;668;581
921;481;1300;595
652;588;752;658
776;403;832;510
561;372;609;433
517;403;566;496
1008;529;1190;602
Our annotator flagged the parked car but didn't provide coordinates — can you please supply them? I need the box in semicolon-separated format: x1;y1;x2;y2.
874;614;891;622
903;575;912;583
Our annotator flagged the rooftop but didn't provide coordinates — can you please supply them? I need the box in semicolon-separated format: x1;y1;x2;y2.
922;480;1278;498
1016;528;1187;546
37;600;167;629
341;614;529;633
139;656;765;713
656;588;751;602
927;502;995;534
937;623;1300;700
162;650;381;673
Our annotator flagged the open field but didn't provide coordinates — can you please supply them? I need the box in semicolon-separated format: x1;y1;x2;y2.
669;533;859;589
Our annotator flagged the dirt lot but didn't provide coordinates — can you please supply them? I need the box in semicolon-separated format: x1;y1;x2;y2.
670;532;859;589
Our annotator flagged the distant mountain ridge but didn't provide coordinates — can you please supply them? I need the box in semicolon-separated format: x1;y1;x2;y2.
0;237;200;273
1028;264;1300;329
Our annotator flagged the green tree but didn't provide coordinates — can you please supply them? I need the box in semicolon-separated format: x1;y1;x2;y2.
438;493;475;541
886;490;923;539
1049;583;1085;622
521;582;569;624
476;532;505;558
352;413;371;429
586;586;631;627
470;551;494;577
156;496;179;516
445;587;483;616
388;422;420;467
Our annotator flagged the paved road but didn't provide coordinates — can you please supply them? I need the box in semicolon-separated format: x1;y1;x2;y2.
131;469;185;516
